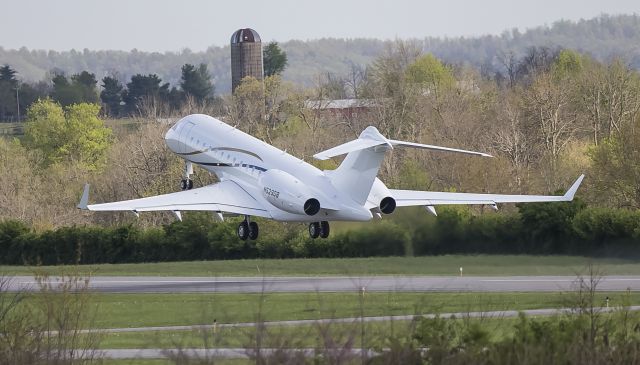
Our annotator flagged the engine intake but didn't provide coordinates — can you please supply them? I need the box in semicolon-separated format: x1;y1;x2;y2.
380;196;396;214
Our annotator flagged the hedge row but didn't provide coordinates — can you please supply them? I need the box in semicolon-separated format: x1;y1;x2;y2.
1;202;639;265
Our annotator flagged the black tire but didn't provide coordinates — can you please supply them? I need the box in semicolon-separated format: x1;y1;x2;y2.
308;222;320;239
237;221;249;240
320;221;330;238
187;179;194;190
249;221;259;240
180;179;187;190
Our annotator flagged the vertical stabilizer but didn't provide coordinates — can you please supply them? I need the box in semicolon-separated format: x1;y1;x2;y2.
326;127;391;205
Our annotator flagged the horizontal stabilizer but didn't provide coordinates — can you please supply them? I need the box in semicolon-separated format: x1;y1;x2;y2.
314;138;388;160
388;140;492;158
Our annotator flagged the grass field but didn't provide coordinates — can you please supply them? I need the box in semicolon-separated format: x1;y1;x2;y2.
75;291;637;329
97;321;417;349
4;255;640;277
103;360;249;365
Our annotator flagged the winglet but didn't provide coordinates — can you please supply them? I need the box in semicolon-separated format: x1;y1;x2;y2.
564;174;585;201
77;184;90;210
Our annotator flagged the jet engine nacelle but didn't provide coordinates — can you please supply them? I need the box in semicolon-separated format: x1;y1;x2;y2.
368;178;396;214
259;169;321;216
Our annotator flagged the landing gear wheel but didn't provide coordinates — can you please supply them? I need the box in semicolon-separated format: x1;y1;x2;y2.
309;222;320;239
320;221;330;238
248;222;259;240
180;179;188;191
237;221;249;240
187;179;194;190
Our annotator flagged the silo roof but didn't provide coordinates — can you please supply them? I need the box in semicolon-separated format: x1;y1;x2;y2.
231;28;261;43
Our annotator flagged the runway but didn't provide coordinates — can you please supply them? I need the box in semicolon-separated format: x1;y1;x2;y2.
7;275;640;293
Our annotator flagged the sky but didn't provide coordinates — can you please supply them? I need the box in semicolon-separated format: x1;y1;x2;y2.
1;0;638;52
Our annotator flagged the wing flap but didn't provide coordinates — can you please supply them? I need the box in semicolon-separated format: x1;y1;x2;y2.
82;181;271;218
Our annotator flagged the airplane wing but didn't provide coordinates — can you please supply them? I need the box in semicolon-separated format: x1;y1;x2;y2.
390;175;584;208
77;180;272;218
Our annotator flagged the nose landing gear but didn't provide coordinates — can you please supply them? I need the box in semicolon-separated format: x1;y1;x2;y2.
180;179;194;190
309;221;330;239
180;161;194;190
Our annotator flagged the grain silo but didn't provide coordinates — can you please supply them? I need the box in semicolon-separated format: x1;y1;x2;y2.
230;28;263;92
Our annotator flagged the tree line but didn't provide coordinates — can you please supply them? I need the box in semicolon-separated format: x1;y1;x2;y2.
1;202;639;265
0;63;215;121
0;41;287;121
0;14;638;93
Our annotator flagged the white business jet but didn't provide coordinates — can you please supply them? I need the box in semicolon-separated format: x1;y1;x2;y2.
78;114;584;240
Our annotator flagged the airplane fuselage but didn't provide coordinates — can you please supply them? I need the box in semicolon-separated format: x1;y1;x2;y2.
164;114;374;222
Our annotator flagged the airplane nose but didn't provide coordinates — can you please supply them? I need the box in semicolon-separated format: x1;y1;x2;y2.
164;127;174;140
164;121;181;151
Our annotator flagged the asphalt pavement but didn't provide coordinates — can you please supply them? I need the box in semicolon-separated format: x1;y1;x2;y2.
7;275;640;293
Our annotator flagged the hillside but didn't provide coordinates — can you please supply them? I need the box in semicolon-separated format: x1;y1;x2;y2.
0;14;638;93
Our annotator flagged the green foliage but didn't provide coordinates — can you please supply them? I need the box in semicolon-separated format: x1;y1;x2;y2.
405;54;455;94
263;42;288;77
180;63;214;101
100;76;124;117
50;72;99;106
71;71;99;103
572;208;640;253
410;306;640;365
3;202;640;265
23;100;112;170
589;126;640;208
552;49;585;78
0;65;19;120
122;74;169;114
0;65;18;86
517;199;586;253
397;158;430;190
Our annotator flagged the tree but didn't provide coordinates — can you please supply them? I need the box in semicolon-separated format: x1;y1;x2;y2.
589;118;640;208
0;65;18;120
51;73;83;106
405;54;455;97
227;76;264;136
523;71;581;190
122;74;170;115
100;76;124;117
369;40;420;139
263;42;288;77
516;46;560;83
180;63;214;102
23;100;112;170
71;71;99;104
0;65;17;87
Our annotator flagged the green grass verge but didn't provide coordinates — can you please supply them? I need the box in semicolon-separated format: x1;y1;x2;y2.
4;255;640;277
84;291;638;329
98;321;414;349
102;360;249;365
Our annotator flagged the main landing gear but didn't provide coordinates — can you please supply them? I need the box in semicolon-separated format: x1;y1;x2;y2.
237;216;259;241
180;161;194;190
309;221;330;239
